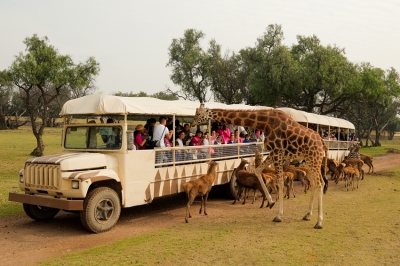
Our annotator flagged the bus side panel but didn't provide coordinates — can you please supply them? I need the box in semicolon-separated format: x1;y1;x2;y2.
120;150;255;208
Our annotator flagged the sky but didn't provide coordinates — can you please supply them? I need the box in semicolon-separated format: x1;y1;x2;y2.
1;0;399;96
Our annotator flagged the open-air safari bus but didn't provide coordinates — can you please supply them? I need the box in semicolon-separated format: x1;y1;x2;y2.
9;94;355;233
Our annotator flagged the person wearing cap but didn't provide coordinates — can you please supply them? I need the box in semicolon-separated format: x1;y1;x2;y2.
213;135;223;157
214;135;223;145
134;124;149;150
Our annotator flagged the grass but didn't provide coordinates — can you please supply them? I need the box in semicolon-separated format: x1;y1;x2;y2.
0;126;63;216
39;172;400;265
359;138;400;157
1;129;400;265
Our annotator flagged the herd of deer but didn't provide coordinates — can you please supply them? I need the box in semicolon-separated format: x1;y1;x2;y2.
182;147;374;223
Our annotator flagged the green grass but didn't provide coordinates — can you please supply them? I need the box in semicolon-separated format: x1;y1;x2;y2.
359;138;400;157
0;126;63;217
1;129;400;265
40;173;400;266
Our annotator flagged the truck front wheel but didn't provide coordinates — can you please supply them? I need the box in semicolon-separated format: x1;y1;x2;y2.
80;187;121;233
23;204;60;221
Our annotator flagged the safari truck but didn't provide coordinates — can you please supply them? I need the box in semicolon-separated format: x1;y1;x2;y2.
9;94;355;233
8;94;269;233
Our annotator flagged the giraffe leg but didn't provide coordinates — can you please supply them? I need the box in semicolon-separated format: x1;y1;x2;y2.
272;175;284;222
314;184;323;229
255;172;275;208
302;168;324;229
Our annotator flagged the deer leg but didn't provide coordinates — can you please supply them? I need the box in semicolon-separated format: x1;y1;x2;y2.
251;189;256;204
199;195;204;214
233;186;243;205
259;192;266;208
185;196;195;223
242;188;247;205
291;181;296;198
203;192;210;216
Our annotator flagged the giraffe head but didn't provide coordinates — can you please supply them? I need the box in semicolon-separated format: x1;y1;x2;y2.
191;103;211;127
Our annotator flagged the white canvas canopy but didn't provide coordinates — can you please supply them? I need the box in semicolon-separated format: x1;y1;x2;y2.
59;94;273;117
60;94;355;129
276;107;355;130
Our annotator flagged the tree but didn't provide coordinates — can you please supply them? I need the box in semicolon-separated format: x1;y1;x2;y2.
386;117;400;140
347;63;400;146
114;90;178;100
5;34;100;156
114;91;149;97
167;29;210;103
290;35;359;115
208;40;249;104
0;70;14;129
239;24;298;107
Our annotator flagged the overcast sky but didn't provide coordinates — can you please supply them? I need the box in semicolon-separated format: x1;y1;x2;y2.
1;0;399;96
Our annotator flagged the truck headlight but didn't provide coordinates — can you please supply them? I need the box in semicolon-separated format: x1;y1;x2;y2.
19;169;24;183
71;180;80;189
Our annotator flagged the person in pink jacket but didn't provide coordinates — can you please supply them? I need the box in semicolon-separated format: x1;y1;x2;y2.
134;124;149;150
217;124;230;144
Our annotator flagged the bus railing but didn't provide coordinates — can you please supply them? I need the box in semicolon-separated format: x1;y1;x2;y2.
154;142;268;167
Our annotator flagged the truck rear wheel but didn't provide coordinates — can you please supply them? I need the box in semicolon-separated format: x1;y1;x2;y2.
23;203;60;221
225;168;238;199
80;187;121;233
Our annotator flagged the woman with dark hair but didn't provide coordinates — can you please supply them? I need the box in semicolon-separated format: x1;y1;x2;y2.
190;130;203;146
144;118;156;138
217;124;230;144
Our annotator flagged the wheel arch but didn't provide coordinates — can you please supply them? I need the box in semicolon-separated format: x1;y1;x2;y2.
87;179;122;205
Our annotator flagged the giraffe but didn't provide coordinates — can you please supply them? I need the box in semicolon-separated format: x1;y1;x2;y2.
191;104;329;229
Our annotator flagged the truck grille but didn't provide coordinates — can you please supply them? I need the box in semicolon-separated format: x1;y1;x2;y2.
24;163;61;190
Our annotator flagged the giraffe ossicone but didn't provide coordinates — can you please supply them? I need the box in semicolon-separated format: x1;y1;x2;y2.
192;104;328;229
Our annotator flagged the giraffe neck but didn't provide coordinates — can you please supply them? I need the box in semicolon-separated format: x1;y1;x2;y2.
209;109;248;128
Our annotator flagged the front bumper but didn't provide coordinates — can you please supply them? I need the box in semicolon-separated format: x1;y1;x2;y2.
8;192;83;210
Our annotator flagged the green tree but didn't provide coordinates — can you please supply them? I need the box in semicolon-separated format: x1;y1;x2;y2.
240;24;297;107
208;40;249;104
386;117;400;140
348;63;400;146
290;35;358;114
167;29;210;103
114;91;149;97
5;34;100;156
114;90;178;100
0;70;14;129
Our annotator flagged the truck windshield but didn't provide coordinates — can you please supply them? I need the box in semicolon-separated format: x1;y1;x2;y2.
64;126;123;150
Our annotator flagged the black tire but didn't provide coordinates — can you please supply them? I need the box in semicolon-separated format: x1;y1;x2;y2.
80;187;121;233
225;168;239;199
23;203;60;221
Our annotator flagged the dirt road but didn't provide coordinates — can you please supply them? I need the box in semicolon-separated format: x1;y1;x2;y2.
1;153;398;265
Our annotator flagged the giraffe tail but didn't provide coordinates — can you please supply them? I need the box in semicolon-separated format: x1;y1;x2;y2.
323;142;329;194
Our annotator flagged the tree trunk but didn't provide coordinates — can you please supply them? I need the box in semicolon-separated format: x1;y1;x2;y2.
29;115;46;157
375;130;382;146
30;133;45;157
0;108;6;130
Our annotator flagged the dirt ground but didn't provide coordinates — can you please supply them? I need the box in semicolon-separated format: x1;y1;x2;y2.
1;153;399;266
